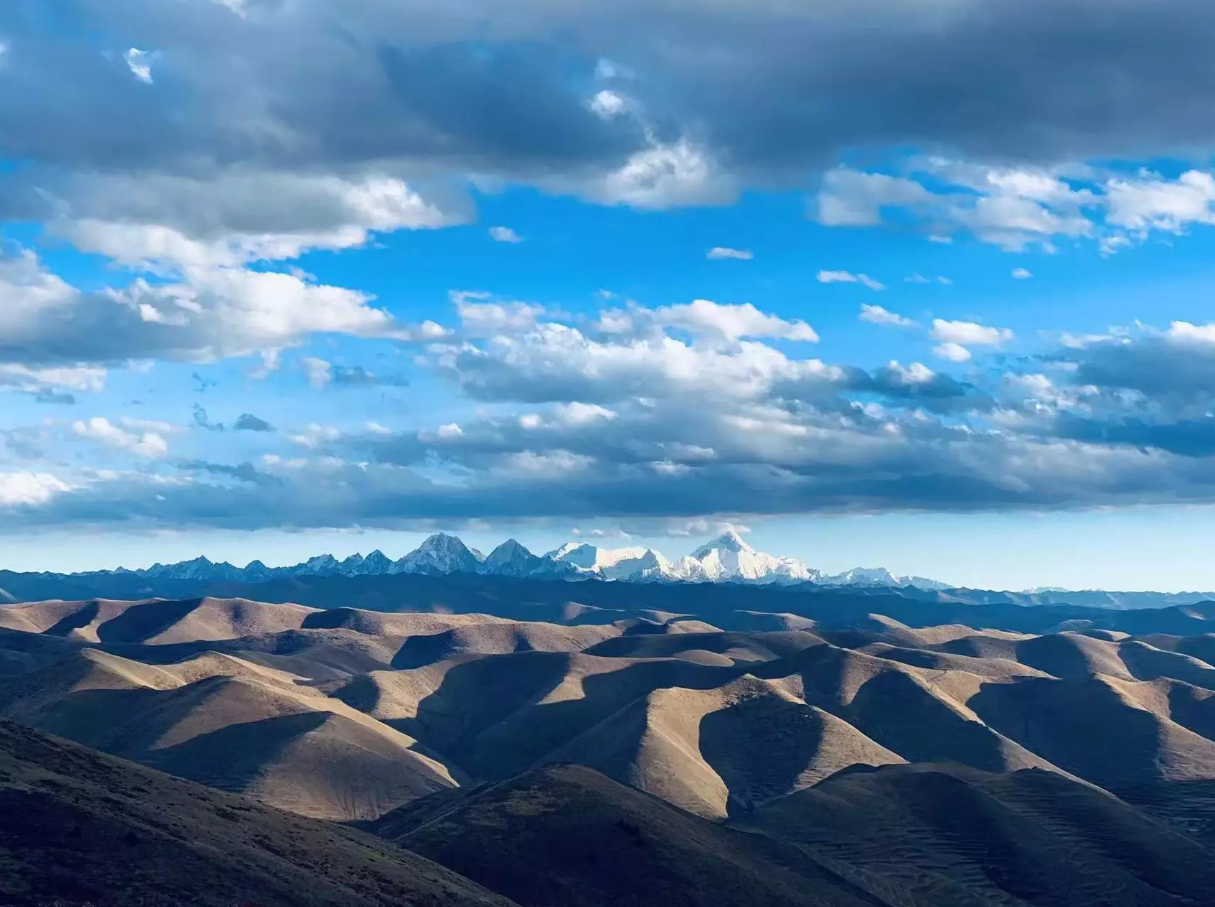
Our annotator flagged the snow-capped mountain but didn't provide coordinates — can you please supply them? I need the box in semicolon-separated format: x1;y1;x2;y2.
396;533;483;576
65;532;951;590
546;543;667;581
677;530;819;584
818;566;951;591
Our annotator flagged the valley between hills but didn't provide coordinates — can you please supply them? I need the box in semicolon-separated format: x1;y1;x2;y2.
3;579;1215;906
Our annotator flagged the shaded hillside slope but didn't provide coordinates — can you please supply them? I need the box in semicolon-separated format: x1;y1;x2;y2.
378;763;890;907
0;721;513;907
751;762;1215;907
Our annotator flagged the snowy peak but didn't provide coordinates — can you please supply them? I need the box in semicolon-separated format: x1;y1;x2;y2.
398;533;483;575
79;532;950;589
482;539;544;577
691;530;752;558
819;566;950;591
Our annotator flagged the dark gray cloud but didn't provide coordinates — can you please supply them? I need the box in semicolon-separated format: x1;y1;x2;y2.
233;413;274;432
2;0;1214;213
176;460;283;487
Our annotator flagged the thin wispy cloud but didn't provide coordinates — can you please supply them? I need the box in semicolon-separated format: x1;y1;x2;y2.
707;247;753;260
817;270;886;291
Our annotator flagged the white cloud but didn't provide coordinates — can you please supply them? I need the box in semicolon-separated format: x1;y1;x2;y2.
0;249;435;368
0;472;71;507
1166;321;1215;346
860;304;915;328
1106;170;1215;233
54;173;464;270
818;170;933;227
452;291;546;337
933;342;973;363
301;357;333;389
73;417;168;457
1012;267;1033;280
931;319;1014;346
707;247;753;260
583;137;736;210
120;416;186;435
817;270;885;291
884;361;937;385
436;423;464;439
0;364;106;392
905;273;951;285
434;311;844;406
818;161;1215;253
289;423;341;448
649;299;818;343
588;89;627;119
124;48;153;84
488;226;524;243
554;402;617;425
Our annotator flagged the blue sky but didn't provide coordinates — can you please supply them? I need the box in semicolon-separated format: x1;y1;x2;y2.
5;1;1215;590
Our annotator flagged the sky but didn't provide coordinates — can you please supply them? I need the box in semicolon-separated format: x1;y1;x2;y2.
6;1;1215;590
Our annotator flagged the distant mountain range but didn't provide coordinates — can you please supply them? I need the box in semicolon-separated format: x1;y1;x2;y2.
31;530;953;591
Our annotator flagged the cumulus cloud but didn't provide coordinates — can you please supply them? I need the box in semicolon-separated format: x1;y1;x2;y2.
647;299;819;343
818;162;1096;251
0;249;433;367
0;472;71;507
73;417;168;458
50;173;465;271
933;342;973;364
931;320;1014;346
817;161;1215;251
860;304;915;328
488;226;524;243
7;308;1215;528
1012;267;1034;279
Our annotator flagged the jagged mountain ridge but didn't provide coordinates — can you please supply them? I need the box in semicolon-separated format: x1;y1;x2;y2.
18;531;951;591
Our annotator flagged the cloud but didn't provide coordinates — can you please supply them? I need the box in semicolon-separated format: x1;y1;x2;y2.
860;304;914;328
72;417;168;457
817;270;885;291
818;162;1096;251
0;249;431;368
288;423;341;449
3;0;1215;236
301;357;332;389
50;173;465;271
931;320;1014;347
577;137;736;209
1106;170;1215;233
488;226;524;243
13;310;1215;528
933;342;973;364
124;48;153;84
587;89;627;120
234;413;274;432
1012;267;1034;279
0;471;70;507
192;404;224;432
646;299;818;343
707;247;753;261
905;274;952;285
0;363;106;393
817;161;1215;252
